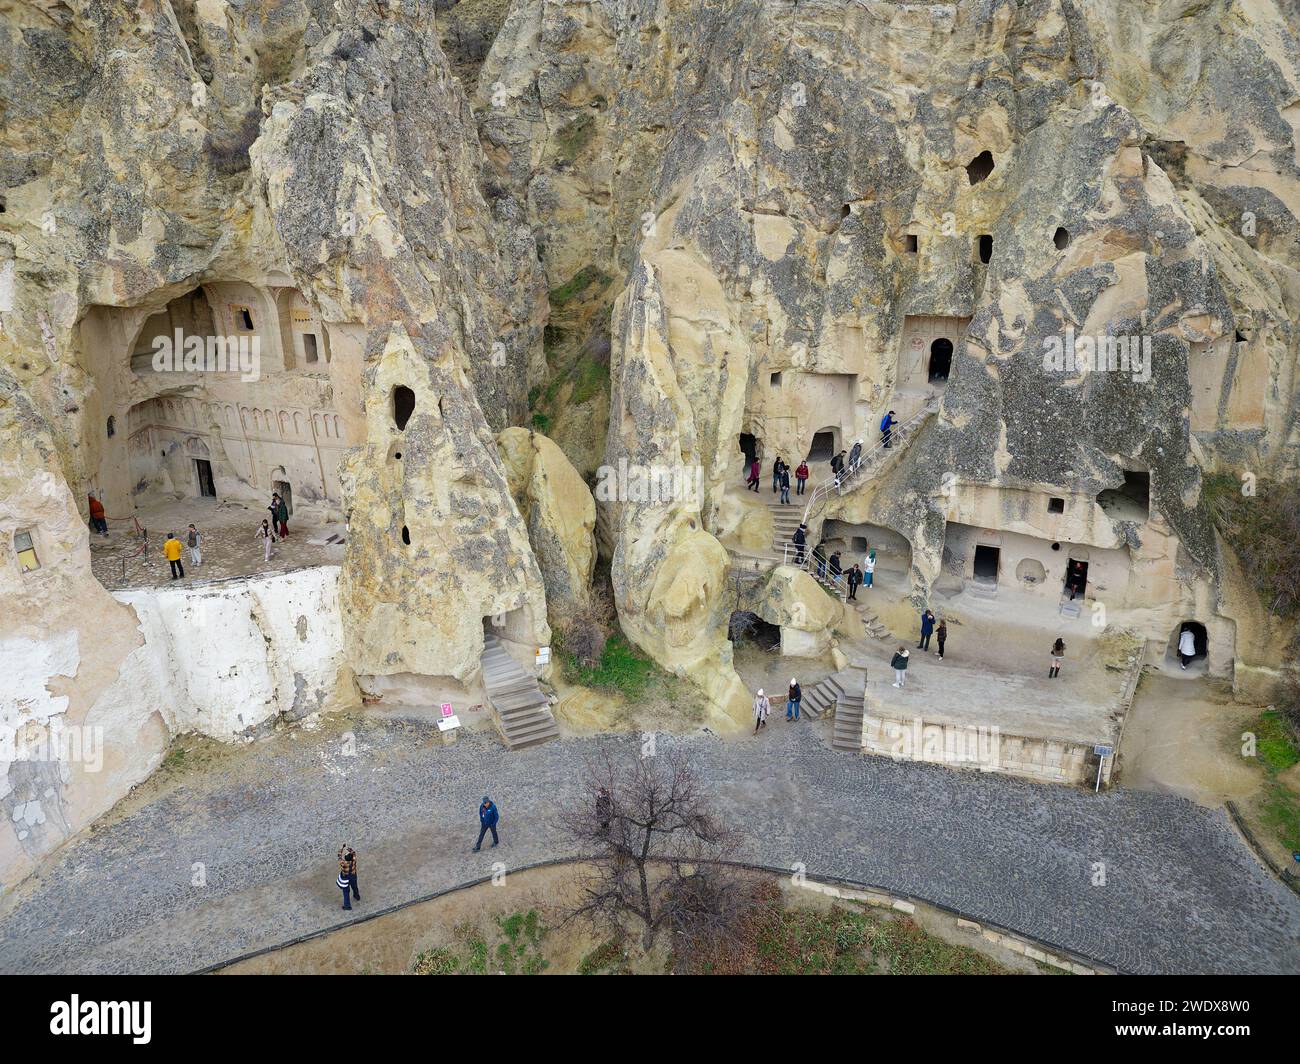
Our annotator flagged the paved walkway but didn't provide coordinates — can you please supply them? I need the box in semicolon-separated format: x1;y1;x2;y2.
1;715;1297;974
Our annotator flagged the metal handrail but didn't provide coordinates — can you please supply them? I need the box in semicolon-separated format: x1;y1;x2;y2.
799;399;938;524
781;541;849;598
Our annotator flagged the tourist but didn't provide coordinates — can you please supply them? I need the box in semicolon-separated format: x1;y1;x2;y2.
272;493;289;538
829;550;842;580
473;796;500;851
848;438;863;472
163;532;185;580
830;449;846;478
795;459;809;495
185;524;202;568
863;549;876;589
256;518;277;562
338;845;360;905
846;563;862;601
792;522;807;565
780;462;791;504
814;544;827;579
336;847;356;910
1065;559;1086;600
936;619;947;660
918;609;936;651
786;678;802;721
1049;637;1066;679
753;688;770;732
772;456;784;493
88;494;108;536
880;409;897;448
596;787;612;833
1178;627;1197;670
746;456;761;492
890;646;910;688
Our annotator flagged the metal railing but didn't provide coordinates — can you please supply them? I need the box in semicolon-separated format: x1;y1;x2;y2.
799;398;938;525
781;542;849;599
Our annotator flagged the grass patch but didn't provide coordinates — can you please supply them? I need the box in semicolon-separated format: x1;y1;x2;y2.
569;354;609;405
1253;710;1300;774
1241;709;1300;854
549;265;612;307
530;411;551;432
561;633;663;701
578;938;631;975
412;911;547;975
1204;473;1300;621
1259;781;1300;854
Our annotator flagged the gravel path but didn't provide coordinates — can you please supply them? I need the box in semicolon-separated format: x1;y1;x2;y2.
1;714;1297;974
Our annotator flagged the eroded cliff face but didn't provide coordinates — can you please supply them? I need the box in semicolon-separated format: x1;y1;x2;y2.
476;0;1300;703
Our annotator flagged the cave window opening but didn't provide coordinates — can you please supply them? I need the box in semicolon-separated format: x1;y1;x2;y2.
1053;226;1071;249
966;150;994;185
106;416;116;438
14;530;40;573
235;306;254;331
1047;496;1065;514
303;333;319;363
1235;330;1246;343
401;525;410;546
393;386;416;431
770;372;782;388
807;430;837;462
904;233;918;253
1096;470;1150;521
977;234;993;264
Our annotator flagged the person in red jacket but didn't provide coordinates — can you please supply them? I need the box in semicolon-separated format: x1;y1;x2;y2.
88;495;108;536
795;460;809;495
746;457;761;492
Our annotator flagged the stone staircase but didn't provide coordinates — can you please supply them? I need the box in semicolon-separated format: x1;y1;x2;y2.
481;632;558;749
848;600;892;641
798;666;867;750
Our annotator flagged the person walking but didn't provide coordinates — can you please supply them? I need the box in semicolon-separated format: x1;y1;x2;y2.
185;524;202;568
746;456;761;492
1049;637;1066;679
829;550;842;580
88;494;109;536
753;688;771;732
890;646;910;687
272;493;289;538
830;449;846;479
918;609;936;651
863;549;876;589
779;463;791;504
880;409;897;448
786;678;802;721
792;522;807;565
1065;559;1086;600
336;847;356;910
338;845;360;904
846;563;862;601
814;544;827;579
848;438;863;473
256;518;277;562
596;787;612;833
1177;627;1197;670
795;460;809;495
772;456;784;494
936;619;947;660
163;532;185;580
473;797;500;851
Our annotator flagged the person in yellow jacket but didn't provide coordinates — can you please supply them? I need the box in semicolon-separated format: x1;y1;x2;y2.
163;532;185;580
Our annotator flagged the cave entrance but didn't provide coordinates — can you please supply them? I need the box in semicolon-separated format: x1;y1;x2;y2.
194;459;217;498
807;429;837;462
728;610;781;651
928;338;953;383
972;544;1000;584
273;478;293;516
738;432;758;465
1097;470;1150;522
1064;557;1088;600
1170;621;1209;669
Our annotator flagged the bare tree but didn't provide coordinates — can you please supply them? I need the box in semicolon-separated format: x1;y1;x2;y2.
559;746;746;955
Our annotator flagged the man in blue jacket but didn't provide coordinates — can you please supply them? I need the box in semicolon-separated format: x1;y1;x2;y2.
473;796;500;851
918;609;936;651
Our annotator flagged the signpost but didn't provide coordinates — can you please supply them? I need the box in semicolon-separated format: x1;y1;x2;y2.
1093;744;1113;793
535;646;551;667
437;701;461;733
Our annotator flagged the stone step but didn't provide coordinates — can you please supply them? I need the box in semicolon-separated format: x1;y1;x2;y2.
491;687;549;712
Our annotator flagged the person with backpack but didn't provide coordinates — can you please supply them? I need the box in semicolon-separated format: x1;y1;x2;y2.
936;619;948;660
795;460;809;495
890;646;910;687
473;797;500;851
792;522;807;565
830;450;846;478
1049;638;1066;679
880;410;897;448
185;523;202;568
753;688;771;733
918;609;936;651
779;462;791;504
786;678;802;721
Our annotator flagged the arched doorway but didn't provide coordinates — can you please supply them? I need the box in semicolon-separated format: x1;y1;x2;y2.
738;432;758;465
1169;621;1208;670
806;427;838;461
928;338;953;382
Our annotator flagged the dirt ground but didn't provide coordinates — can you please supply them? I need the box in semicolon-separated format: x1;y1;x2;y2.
217;863;1047;975
89;494;345;590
